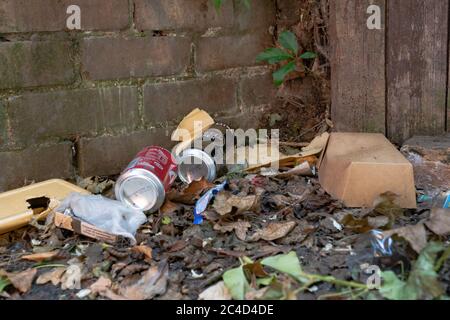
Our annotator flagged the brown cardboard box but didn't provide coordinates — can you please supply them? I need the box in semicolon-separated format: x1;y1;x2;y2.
53;212;118;244
318;133;417;208
0;179;90;234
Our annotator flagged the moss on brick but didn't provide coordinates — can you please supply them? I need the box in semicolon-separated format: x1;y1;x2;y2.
0;41;75;89
0;42;26;88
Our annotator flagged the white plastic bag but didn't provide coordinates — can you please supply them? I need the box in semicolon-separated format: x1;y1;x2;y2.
57;193;147;245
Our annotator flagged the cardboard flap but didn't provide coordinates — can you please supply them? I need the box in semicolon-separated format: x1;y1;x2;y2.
171;108;214;142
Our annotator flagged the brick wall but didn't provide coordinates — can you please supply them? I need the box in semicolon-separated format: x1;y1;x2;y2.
0;0;277;191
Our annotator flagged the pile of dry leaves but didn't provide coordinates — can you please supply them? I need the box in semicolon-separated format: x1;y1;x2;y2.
1;173;449;300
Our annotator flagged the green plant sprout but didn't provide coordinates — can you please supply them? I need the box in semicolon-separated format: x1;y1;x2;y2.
257;31;317;86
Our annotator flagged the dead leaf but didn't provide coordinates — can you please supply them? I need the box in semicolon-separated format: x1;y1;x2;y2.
198;281;232;300
278;155;317;169
212;192;233;215
341;215;372;233
119;262;168;300
132;245;153;262
102;289;129;300
228;195;258;214
36;267;66;286
61;264;82;290
77;176;114;194
159;200;180;215
368;216;390;229
168;178;214;204
276;161;313;178
245;286;271;300
213;192;258;215
209;248;246;258
168;240;188;253
342;208;392;233
243;262;268;278
245;132;328;173
248;221;297;241
425;209;450;236
373;192;405;222
21;250;60;262
384;223;427;254
0;268;37;293
89;276;129;300
184;177;214;194
251;245;292;260
300;132;330;156
90;276;112;294
214;221;252;241
117;263;148;278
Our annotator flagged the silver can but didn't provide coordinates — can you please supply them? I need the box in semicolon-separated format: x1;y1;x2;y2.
177;148;217;184
115;146;177;213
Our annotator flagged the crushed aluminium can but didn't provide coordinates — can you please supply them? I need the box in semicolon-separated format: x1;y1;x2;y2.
115;146;177;213
176;126;230;184
177;148;217;184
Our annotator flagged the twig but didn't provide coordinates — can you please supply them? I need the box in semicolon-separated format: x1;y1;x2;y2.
302;273;368;290
435;246;450;272
297;120;325;138
318;287;368;300
34;263;66;269
279;141;310;148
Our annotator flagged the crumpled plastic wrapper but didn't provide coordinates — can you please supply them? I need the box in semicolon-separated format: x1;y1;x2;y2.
193;180;227;225
57;193;147;245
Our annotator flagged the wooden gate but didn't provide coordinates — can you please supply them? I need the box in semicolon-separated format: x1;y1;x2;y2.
330;0;449;144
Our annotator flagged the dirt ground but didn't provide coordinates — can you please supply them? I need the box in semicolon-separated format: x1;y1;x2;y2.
1;172;448;300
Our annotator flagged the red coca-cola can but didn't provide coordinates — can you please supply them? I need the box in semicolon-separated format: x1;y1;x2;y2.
115;146;177;213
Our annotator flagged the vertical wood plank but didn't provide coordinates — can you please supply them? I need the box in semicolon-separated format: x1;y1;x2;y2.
387;0;448;144
448;2;450;134
330;0;386;133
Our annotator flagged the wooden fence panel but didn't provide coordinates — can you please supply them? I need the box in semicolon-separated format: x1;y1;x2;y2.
330;0;386;133
331;0;449;142
387;0;448;144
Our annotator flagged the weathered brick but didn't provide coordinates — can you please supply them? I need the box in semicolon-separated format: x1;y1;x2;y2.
77;128;175;177
134;0;233;31
0;0;129;33
234;0;276;31
0;101;7;148
82;36;191;80
196;33;272;72
143;77;238;124
0;143;74;192
240;73;277;107
7;87;139;146
0;41;75;89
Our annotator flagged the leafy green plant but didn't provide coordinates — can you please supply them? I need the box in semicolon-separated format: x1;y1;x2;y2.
257;31;317;86
223;252;367;300
380;242;448;300
223;263;251;300
213;0;223;9
0;276;10;293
